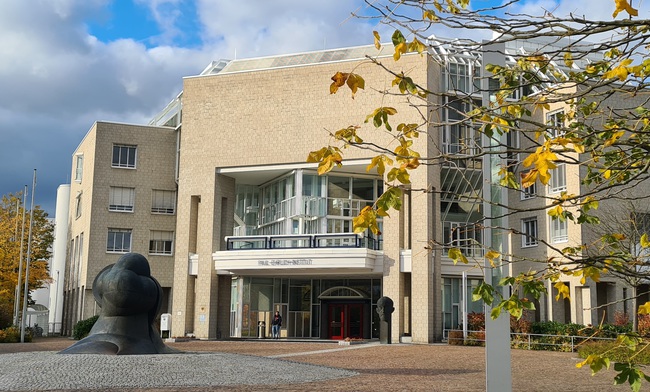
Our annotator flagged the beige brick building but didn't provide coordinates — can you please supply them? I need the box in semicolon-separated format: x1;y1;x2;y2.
61;122;178;335
57;39;646;342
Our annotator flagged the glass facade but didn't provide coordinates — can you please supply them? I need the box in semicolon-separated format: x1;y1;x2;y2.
442;277;484;330
232;170;382;246
232;277;382;339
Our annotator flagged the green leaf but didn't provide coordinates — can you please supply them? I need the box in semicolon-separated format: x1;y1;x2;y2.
472;281;495;305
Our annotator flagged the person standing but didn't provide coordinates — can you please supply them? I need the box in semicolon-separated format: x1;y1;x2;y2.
271;311;282;339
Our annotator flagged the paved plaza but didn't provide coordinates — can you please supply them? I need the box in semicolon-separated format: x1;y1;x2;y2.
0;337;624;391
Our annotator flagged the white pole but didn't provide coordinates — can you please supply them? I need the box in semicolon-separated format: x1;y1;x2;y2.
20;170;36;342
462;271;468;339
13;185;27;326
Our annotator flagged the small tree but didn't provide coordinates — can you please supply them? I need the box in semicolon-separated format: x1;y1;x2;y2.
0;192;54;324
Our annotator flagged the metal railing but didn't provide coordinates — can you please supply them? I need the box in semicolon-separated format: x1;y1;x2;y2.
444;329;617;352
225;233;382;251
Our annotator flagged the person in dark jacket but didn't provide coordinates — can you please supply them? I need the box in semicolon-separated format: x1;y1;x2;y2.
271;311;282;339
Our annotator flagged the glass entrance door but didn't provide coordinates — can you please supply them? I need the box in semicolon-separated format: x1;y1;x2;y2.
329;304;344;340
347;304;363;339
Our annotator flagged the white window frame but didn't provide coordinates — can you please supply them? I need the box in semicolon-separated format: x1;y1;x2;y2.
74;154;83;182
107;228;132;253
149;230;174;255
549;163;567;193
442;98;478;155
521;181;537;200
550;217;568;243
112;144;137;169
151;189;176;214
546;110;565;138
446;62;471;93
75;191;82;219
521;218;539;248
109;186;135;212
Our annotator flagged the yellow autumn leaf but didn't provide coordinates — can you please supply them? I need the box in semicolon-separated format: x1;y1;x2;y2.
346;73;365;98
548;205;564;220
554;281;570;301
641;233;650;248
448;248;469;265
423;9;438;21
602;59;633;81
639;301;650;315
394;42;407;61
485;250;500;267
330;72;348;94
373;31;381;50
613;0;638;17
521;170;538;188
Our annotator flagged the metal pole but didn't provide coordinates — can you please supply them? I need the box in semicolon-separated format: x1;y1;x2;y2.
20;170;36;342
13;185;27;326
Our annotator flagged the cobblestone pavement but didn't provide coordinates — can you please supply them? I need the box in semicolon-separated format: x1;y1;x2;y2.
0;337;623;391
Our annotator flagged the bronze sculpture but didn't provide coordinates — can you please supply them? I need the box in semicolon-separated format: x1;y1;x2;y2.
59;253;179;355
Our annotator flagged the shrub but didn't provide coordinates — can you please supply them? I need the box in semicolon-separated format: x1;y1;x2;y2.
447;330;464;345
0;302;13;330
577;340;650;365
72;315;99;340
639;314;650;337
467;312;485;331
614;311;630;327
0;326;31;343
465;331;485;346
510;316;531;334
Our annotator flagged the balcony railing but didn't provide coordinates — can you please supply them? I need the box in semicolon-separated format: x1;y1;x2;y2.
225;233;382;251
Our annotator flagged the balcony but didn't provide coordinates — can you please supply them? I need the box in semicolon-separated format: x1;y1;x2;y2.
214;233;383;276
225;233;382;251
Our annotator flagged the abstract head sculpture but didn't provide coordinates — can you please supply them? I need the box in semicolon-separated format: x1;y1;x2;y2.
376;296;395;322
59;253;179;355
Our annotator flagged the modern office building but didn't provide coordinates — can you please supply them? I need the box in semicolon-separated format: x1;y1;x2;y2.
57;38;646;342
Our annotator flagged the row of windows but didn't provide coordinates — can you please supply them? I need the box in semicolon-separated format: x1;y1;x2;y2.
73;144;139;184
107;229;174;255
108;188;176;214
74;188;175;220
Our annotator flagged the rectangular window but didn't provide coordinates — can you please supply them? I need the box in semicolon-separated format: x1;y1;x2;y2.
151;189;176;214
522;218;538;247
107;228;132;253
520;172;537;200
506;130;520;171
74;155;83;182
446;62;470;93
549;163;567;193
550;217;568;243
442;98;479;155
75;192;82;219
112;144;137;168
109;187;135;212
149;230;173;255
547;110;565;138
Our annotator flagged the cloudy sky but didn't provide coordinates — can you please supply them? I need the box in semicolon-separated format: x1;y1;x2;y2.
0;0;644;218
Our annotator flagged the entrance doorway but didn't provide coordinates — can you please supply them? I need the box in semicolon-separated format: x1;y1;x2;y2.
328;303;364;340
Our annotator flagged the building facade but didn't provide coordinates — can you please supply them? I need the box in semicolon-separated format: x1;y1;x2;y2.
60;122;178;335
56;39;646;342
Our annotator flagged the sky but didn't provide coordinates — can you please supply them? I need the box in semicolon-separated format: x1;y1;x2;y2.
0;0;644;218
